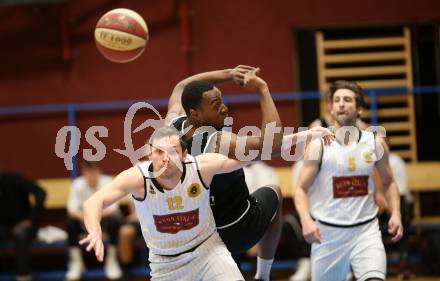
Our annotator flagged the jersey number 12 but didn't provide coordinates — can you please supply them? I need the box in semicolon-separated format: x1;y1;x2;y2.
167;196;184;210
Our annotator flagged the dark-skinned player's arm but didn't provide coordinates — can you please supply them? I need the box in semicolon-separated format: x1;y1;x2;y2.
213;71;283;160
166;65;259;122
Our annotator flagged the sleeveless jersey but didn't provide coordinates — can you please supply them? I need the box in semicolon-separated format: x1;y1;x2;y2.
309;130;379;225
133;154;215;256
170;115;250;228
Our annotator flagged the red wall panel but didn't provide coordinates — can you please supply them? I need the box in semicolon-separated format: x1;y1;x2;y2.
0;0;439;178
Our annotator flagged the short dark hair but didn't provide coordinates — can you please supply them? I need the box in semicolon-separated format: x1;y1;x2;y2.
181;80;214;115
328;80;365;108
148;126;187;151
80;159;99;170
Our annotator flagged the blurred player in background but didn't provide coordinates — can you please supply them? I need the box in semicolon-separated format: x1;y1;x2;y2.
66;160;122;280
0;171;46;281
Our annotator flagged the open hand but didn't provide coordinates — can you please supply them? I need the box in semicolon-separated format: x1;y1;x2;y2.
309;126;335;145
231;65;259;86
79;232;105;262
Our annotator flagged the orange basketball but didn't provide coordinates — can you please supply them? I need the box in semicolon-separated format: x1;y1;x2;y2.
94;8;148;63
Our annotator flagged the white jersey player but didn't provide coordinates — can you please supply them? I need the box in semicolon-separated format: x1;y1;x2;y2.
295;80;403;281
79;126;247;281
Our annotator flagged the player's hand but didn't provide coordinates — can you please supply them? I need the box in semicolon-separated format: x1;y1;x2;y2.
79;232;105;262
230;65;259;86
296;127;334;145
309;126;335;145
302;218;322;244
388;214;403;243
242;70;268;92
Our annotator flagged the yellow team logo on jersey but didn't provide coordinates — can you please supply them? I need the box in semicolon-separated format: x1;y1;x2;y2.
187;183;201;198
363;151;374;164
347;157;356;171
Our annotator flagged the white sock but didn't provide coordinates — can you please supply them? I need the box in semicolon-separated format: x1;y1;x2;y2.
254;257;273;281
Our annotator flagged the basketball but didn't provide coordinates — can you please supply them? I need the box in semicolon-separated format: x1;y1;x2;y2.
94;8;148;63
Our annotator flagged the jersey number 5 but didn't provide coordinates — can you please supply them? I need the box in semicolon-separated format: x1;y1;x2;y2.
348;157;356;171
167;196;184;210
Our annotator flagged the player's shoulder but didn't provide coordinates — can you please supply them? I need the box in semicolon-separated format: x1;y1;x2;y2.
168;115;187;130
71;177;86;190
360;129;376;139
303;138;324;163
184;153;197;163
199;130;220;153
98;175;113;185
372;134;388;150
136;160;152;178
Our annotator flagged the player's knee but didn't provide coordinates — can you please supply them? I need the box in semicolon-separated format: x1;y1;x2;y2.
267;184;282;202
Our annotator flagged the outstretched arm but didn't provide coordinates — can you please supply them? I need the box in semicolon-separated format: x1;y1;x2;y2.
214;126;333;161
375;138;403;242
196;153;252;186
166;65;258;121
282;126;334;149
80;167;144;262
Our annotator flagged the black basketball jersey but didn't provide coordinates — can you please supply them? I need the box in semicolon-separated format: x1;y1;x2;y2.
170;116;250;228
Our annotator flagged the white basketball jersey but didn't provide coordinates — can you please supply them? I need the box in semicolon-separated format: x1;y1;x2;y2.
132;154;216;256
309;130;379;225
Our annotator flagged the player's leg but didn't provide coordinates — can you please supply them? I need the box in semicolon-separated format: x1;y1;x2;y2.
310;222;351;281
256;185;283;258
350;220;386;281
101;215;123;279
217;185;280;281
199;232;244;281
397;195;414;279
66;217;85;280
12;221;36;281
218;185;280;253
148;253;196;281
253;185;283;281
118;221;141;276
149;232;242;281
283;214;311;281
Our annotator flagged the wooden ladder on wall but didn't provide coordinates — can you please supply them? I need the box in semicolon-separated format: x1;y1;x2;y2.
316;27;417;161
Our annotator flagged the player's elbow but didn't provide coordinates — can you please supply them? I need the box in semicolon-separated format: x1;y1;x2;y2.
382;179;396;193
173;81;186;93
294;184;308;199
